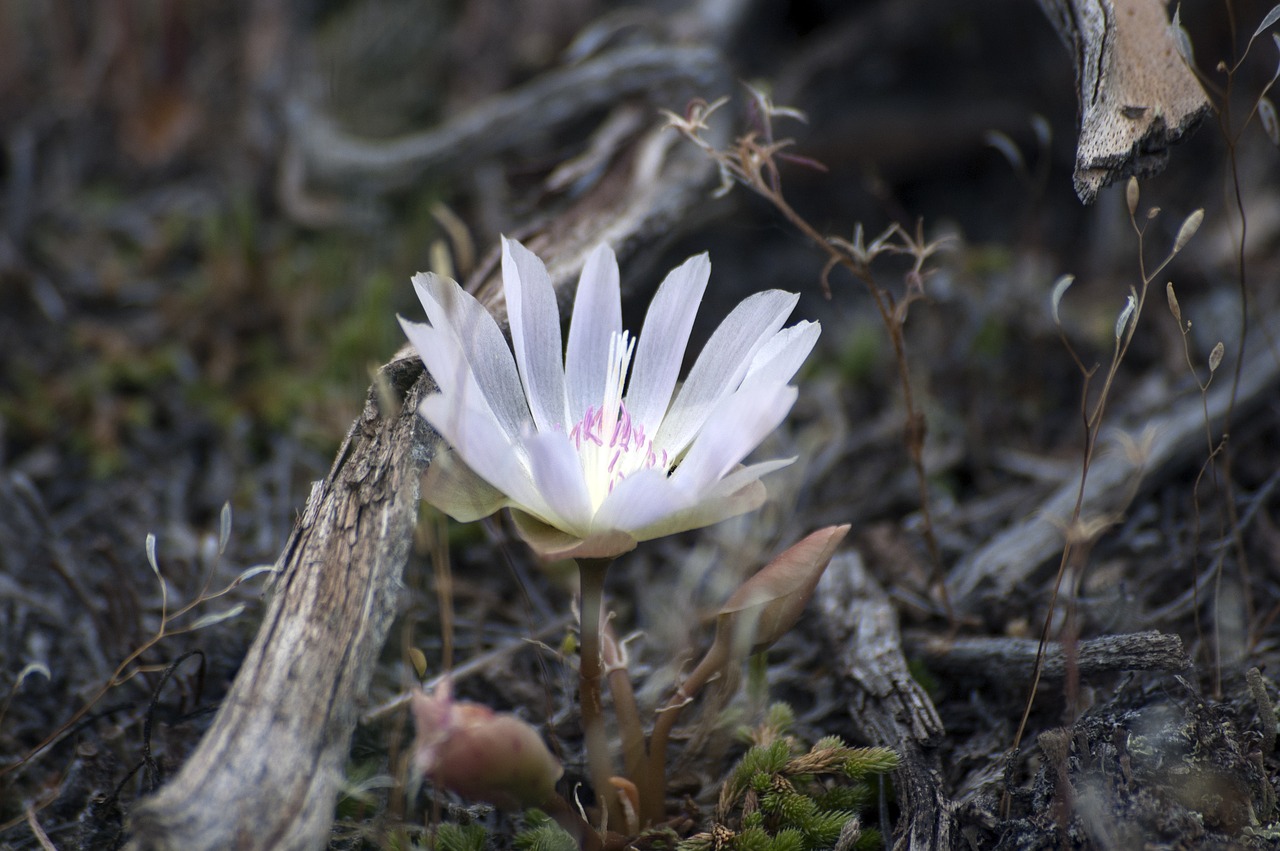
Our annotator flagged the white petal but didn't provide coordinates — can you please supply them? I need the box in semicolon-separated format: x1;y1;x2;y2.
399;318;489;417
523;430;593;532
419;392;555;523
591;467;694;534
740;321;820;391
597;461;786;543
412;273;528;441
708;457;796;494
422;449;509;522
671;383;797;492
655;290;798;456
625;253;710;436
401;317;533;474
630;478;768;541
564;244;622;422
503;238;568;432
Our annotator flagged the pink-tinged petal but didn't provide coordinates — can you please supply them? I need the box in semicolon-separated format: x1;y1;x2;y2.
410;687;563;810
503;238;567;432
671;383;797;492
423;450;510;522
564;244;622;422
740;321;820;391
625;253;710;436
523;430;593;531
412;273;528;441
655;290;798;456
511;510;637;560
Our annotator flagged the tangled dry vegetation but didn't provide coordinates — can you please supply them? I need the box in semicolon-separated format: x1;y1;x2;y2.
3;1;1280;849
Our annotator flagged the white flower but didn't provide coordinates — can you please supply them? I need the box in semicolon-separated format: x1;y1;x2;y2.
399;237;819;559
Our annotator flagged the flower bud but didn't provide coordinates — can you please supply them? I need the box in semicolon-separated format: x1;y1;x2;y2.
716;524;850;657
410;682;563;810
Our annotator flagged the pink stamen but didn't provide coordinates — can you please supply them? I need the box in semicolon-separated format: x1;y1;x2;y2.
568;339;674;502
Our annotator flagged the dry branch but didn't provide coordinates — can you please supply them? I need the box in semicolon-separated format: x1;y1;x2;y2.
903;629;1191;685
1036;0;1210;202
818;552;956;851
125;113;719;851
948;310;1280;612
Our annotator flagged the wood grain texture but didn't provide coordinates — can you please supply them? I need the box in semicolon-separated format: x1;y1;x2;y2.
127;355;433;851
1037;0;1210;203
818;552;956;851
903;629;1191;684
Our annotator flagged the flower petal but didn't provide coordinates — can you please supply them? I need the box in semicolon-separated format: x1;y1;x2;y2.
630;478;767;540
511;510;637;560
655;290;798;457
419;392;555;523
412;273;529;441
423;449;510;522
671;383;798;493
400;317;513;445
523;430;593;532
503;237;568;431
740;321;820;391
563;244;622;423
625;253;710;437
594;458;791;543
709;456;796;493
591;467;694;534
596;460;768;540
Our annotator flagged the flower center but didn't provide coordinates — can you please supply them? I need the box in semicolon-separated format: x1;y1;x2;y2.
567;331;669;507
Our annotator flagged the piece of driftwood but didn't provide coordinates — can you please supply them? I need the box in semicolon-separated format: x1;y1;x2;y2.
817;552;956;851
903;629;1191;685
126;352;432;851
125;115;720;851
948;309;1280;612
1036;0;1210;203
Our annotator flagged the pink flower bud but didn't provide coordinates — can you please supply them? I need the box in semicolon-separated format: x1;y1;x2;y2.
716;524;850;656
410;682;563;810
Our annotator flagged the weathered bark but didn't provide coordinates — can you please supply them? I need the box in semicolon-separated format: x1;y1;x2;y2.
127;355;433;851
1036;0;1210;203
817;552;956;851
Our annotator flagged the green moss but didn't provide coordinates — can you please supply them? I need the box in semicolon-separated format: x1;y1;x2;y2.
436;823;489;851
513;810;576;851
681;703;898;851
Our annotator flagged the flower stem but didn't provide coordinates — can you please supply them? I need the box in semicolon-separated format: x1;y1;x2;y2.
639;639;730;826
602;621;647;789
577;558;622;831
